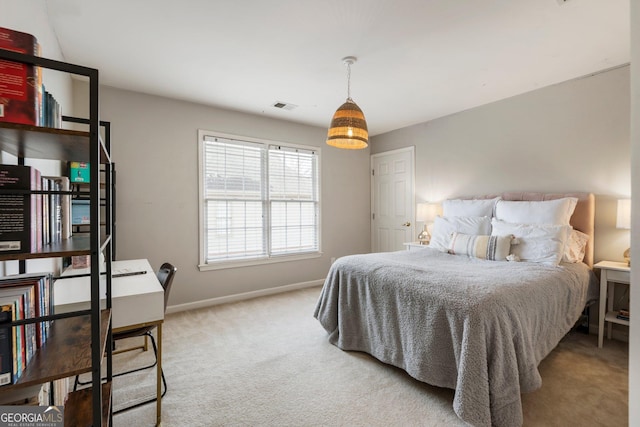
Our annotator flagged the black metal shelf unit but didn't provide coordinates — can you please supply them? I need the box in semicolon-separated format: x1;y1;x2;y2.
0;48;114;425
62;117;117;260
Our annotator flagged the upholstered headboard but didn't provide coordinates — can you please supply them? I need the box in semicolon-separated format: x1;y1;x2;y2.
472;192;595;267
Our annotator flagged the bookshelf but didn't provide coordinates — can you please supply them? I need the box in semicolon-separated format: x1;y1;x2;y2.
0;47;114;426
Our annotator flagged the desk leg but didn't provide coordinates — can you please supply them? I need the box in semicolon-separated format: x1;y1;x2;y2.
598;271;607;348
157;322;162;426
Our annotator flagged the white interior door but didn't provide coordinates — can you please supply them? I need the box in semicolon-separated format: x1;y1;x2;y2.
371;147;415;252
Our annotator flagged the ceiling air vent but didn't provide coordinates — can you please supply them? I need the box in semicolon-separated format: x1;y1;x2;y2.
272;101;297;111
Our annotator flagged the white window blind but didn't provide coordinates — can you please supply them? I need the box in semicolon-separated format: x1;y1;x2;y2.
200;133;319;265
268;145;318;256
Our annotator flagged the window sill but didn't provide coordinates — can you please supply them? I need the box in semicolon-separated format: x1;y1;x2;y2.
198;252;323;271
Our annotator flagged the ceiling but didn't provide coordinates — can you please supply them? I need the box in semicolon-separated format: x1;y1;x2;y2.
45;0;630;137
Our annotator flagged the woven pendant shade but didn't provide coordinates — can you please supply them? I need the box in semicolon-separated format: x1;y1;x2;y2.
326;56;369;149
327;98;368;149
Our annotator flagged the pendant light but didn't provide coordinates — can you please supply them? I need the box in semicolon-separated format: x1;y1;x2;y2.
326;56;369;149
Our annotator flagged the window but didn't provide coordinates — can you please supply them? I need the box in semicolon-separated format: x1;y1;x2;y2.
198;131;320;268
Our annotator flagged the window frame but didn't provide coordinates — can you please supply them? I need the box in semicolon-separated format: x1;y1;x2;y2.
197;130;322;271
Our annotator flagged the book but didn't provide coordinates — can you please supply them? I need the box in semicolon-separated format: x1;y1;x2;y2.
42;177;62;244
35;42;42;126
0;297;20;385
0;27;39;125
0;302;14;386
43;90;61;127
41;176;49;247
51;179;62;242
0;164;43;254
69;161;90;183
0;273;53;385
0;293;25;382
616;310;629;321
46;176;71;240
0;273;52;348
0;286;36;370
71;199;90;225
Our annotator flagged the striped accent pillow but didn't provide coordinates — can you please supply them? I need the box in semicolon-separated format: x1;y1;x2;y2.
448;232;513;261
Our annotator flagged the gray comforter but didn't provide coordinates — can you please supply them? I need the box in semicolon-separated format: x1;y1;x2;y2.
313;248;596;427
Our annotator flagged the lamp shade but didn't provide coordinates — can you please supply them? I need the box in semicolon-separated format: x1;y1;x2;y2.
326;98;368;149
616;199;631;229
416;202;441;223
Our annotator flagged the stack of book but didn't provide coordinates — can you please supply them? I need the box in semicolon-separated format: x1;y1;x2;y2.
0;165;72;254
0;273;53;386
616;309;630;321
0;27;62;128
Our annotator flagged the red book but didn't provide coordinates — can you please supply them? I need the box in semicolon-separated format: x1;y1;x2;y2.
0;27;39;125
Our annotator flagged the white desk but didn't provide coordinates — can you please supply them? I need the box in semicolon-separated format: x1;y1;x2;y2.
54;258;164;425
55;259;164;329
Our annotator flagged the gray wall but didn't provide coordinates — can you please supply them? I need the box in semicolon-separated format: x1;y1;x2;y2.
1;0;74;276
73;83;371;307
372;65;630;264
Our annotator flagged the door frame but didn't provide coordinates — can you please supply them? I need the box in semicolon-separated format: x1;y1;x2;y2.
370;146;416;253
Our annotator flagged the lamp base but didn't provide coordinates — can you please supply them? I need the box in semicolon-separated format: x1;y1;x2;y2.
418;229;430;245
623;247;630;266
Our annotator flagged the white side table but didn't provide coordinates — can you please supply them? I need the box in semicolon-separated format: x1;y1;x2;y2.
403;242;430;250
594;260;630;348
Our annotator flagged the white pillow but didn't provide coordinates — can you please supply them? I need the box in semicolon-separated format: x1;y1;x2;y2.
563;229;590;263
441;197;500;218
491;219;571;266
448;232;513;261
429;216;492;252
494;197;578;226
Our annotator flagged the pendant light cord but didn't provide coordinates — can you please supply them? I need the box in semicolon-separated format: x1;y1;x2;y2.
346;60;352;100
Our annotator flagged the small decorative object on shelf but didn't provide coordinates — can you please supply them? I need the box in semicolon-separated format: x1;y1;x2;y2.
71;199;90;225
71;255;90;269
69;161;90;183
616;309;630;321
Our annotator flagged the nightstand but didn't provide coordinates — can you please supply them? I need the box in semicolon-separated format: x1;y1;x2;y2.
403;242;430;250
594;260;630;348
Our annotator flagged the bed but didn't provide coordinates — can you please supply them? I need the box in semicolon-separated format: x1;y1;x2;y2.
313;192;598;427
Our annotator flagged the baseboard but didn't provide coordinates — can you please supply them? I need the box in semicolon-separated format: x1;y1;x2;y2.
166;279;324;314
588;322;629;343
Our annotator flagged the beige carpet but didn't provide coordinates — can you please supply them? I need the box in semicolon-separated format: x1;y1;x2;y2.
107;286;628;427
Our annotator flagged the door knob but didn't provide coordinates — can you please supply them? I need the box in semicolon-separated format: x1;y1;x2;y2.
402;222;411;227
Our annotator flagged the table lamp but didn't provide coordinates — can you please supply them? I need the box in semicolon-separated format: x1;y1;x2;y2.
616;199;631;265
416;202;441;245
